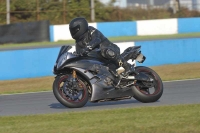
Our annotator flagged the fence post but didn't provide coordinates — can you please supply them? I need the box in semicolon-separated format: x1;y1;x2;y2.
6;0;10;24
36;0;40;21
91;0;95;22
63;0;66;24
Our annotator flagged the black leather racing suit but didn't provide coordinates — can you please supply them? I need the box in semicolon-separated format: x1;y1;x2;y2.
76;26;120;66
75;26;135;75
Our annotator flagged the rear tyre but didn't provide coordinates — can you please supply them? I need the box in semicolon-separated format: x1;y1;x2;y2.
131;66;163;103
53;75;89;108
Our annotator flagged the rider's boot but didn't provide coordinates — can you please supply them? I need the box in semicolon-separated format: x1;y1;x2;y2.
121;62;150;81
118;50;138;77
118;52;150;81
120;61;137;77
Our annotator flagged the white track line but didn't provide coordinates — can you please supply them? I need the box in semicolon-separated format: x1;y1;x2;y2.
163;78;200;82
1;78;200;96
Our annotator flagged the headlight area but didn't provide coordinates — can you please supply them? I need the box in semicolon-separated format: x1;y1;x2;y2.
57;53;68;69
136;53;146;63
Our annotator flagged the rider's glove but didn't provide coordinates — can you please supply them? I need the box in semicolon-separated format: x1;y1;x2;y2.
73;51;79;56
80;47;90;55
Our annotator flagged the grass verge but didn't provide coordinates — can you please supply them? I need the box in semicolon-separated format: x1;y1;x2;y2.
0;104;200;133
1;32;200;50
0;62;200;94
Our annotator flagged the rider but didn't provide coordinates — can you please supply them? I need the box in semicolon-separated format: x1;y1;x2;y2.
69;17;137;77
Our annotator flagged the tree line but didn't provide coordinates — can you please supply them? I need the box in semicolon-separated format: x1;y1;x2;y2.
0;0;200;25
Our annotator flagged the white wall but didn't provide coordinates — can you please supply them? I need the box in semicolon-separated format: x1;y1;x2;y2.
53;24;71;41
137;18;178;35
53;23;97;42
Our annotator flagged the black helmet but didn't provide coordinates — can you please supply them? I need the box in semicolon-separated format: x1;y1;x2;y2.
69;17;88;40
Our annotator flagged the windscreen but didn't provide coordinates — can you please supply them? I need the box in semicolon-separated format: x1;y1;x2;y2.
56;45;72;63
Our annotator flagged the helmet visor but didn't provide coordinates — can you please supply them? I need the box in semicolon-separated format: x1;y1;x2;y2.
70;25;80;36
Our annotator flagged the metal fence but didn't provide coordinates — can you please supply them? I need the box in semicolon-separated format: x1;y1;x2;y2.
0;0;95;25
0;0;200;25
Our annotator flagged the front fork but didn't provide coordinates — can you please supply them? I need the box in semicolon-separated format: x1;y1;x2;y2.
72;70;83;90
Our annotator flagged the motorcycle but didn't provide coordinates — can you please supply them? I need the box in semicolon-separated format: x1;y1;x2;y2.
53;45;163;108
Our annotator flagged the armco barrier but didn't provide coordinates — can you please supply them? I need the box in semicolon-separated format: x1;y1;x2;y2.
97;21;137;37
0;42;134;80
0;47;59;80
49;25;54;42
136;18;178;35
51;23;97;42
49;17;200;42
178;17;200;33
135;38;200;66
0;38;199;80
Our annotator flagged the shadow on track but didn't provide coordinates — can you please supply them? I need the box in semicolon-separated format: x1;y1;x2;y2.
49;99;142;109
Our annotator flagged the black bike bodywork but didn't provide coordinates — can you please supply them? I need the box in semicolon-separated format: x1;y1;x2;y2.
53;45;163;108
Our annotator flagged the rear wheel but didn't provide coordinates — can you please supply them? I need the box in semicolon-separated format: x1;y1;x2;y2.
53;74;89;108
131;66;163;103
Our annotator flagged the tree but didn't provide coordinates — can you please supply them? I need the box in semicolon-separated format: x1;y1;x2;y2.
10;0;36;23
0;0;7;24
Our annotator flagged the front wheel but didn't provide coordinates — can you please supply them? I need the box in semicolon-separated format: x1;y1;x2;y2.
131;66;163;103
53;74;89;108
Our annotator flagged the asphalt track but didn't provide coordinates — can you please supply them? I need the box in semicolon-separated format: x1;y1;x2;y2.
0;79;200;116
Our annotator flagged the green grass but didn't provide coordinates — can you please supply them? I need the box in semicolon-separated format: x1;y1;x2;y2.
1;32;200;50
0;104;200;133
0;40;75;50
0;62;200;94
108;32;200;42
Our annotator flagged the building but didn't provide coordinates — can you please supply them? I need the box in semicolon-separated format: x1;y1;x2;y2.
99;0;200;11
127;0;175;10
192;0;200;10
126;0;198;11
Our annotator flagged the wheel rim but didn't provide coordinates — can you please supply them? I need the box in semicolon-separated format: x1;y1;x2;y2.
135;69;161;96
58;76;87;103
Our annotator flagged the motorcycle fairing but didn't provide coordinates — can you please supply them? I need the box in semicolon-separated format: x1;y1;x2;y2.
69;64;134;101
90;77;134;101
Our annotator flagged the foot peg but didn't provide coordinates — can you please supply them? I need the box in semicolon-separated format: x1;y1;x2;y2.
121;67;138;77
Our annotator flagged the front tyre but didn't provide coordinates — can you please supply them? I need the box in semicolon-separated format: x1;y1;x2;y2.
131;66;163;103
53;75;89;108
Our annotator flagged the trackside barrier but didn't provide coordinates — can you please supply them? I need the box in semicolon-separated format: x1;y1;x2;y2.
49;17;200;42
1;18;200;80
51;23;97;42
178;17;200;33
135;38;200;66
97;21;137;37
136;19;178;35
0;47;60;80
0;42;134;80
0;38;199;80
0;38;200;80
